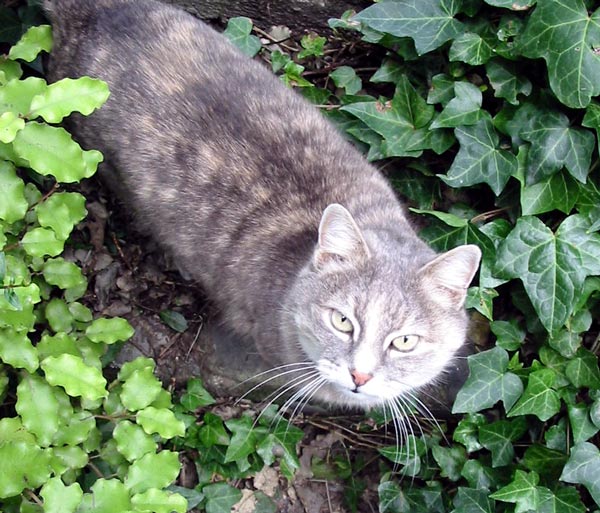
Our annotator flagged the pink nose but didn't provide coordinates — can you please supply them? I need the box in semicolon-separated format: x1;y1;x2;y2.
351;370;373;387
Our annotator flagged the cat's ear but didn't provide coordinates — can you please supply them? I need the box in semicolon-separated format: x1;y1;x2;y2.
314;204;370;268
418;245;482;309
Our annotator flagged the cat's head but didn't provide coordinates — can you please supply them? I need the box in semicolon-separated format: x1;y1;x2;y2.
284;203;482;409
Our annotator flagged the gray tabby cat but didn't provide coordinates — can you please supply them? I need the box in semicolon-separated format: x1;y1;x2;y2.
44;0;481;411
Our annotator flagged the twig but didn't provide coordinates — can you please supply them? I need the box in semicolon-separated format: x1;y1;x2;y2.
185;318;204;358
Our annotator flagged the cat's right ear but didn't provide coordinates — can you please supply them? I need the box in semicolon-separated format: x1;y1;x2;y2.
314;204;370;269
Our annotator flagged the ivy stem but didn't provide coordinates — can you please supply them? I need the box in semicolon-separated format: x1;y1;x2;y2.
25;490;43;507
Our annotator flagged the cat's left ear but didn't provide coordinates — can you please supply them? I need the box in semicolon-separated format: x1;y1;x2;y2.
314;204;371;269
418;245;482;309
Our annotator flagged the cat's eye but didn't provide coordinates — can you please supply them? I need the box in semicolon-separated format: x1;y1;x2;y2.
390;334;420;352
330;310;353;333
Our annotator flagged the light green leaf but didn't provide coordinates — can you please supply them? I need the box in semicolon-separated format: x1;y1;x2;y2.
35;191;87;241
223;17;261;57
78;479;131;513
0;76;46;115
496;215;600;333
45;298;74;333
29;77;110;123
21;227;64;257
8;25;52;62
120;367;163;411
12;122;102;183
453;347;523;413
0;58;22;84
0;441;52;498
136;406;185;439
443;116;518;195
561;442;600;508
43;257;87;290
86;317;134;344
16;373;60;447
508;369;561;421
430;81;483;129
113;420;157;462
520;0;600;108
486;59;532;105
449;32;494;65
0;111;24;143
40;477;83;513
0;160;27;223
50;445;89;475
41;354;107;400
125;451;181;494
0;327;38;372
131;489;187;513
353;0;464;55
203;482;242;513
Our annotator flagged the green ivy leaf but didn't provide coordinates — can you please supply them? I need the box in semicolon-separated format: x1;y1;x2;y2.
199;412;230;447
0;441;52;498
8;25;52;62
180;377;216;411
15;373;60;447
430;81;483;129
330;66;362;95
449;32;494;65
491;320;525;351
486;59;532;105
120;367;163;411
298;34;327;58
131;488;187;513
203;482;242;513
491;469;540;513
479;417;527;467
496;215;600;333
12;122;102;183
0;111;24;143
453;487;495;513
442;116;518;195
256;421;304;475
0;161;27;223
35;191;87;241
453;347;523;413
86;317;134;344
519;0;600;108
223;17;261;57
508;369;561;421
568;403;600;444
341;76;434;157
136;406;185;439
520;171;580;215
224;415;259;466
431;444;466;481
560;442;600;508
565;348;600;389
453;414;486;452
0;327;38;372
40;477;83;513
519;110;594;185
29;77;110;123
538;486;586;513
159;309;188;333
522;445;568;481
125;451;181;494
353;0;464;55
41;354;107;401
